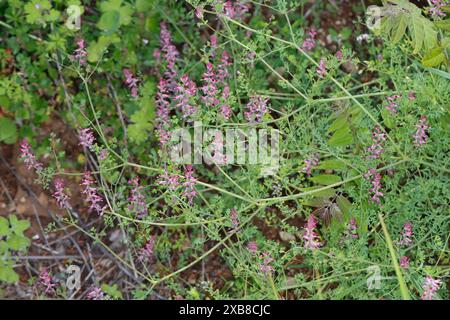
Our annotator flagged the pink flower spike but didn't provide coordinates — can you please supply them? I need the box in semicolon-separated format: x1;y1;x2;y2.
364;168;384;205
421;276;441;300
182;165;197;205
413;115;429;147
53;179;71;209
138;235;156;262
302;155;319;176
81;171;106;216
258;252;274;274
303;215;322;250
385;94;401;114
128;177;147;219
73;38;87;65
366;125;386;159
87;287;105;300
123;68;139;98
195;6;204;19
20;139;43;172
398;221;414;247
230;208;239;229
247;241;258;254
316;59;327;78
400;256;410;269
39;268;56;294
78;128;95;149
301;28;317;51
244;96;269;124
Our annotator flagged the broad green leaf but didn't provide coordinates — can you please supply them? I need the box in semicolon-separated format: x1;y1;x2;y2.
0;217;9;236
300;187;336;198
337;196;352;215
328;126;353;147
381;108;395;129
0;117;18;144
327;114;347;133
316;159;347;170
309;174;342;185
0;265;19;283
98;11;121;34
9;215;30;236
422;47;446;67
7;234;30;251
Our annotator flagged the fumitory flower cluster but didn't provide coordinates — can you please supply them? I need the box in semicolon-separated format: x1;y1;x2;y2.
128;177;147;219
81;171;106;216
366;126;386;159
413;115;429;147
303;215;322;250
53;178;71;209
123;68;139;98
364;168;383;205
385;94;401;114
244;96;270;124
421;276;441;300
20;139;43;172
398;221;414;247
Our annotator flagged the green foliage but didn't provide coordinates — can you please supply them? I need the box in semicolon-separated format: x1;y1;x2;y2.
0;215;31;283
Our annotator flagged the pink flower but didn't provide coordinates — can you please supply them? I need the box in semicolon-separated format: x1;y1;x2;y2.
366;126;386;159
429;0;448;18
175;74;197;120
247;241;258;254
217;51;232;82
230;208;239;229
400;256;409;268
156;78;172;146
20;139;43;172
346;218;359;239
303;215;322;250
398;222;414;247
201;62;220;107
302;28;317;51
302;154;319;176
258;252;274;274
408;91;416;101
364;168;384;205
182;165;197;205
39;268;56;294
78;128;95;149
53;179;71;209
421;276;441;300
160;22;179;89
81;172;106;216
220;85;232;119
138;235;156;262
128;177;147;218
123;68;139;98
385;94;401;114
195;6;204;19
158;170;180;191
316;59;326;78
336;50;343;61
222;1;249;19
210;132;227;165
73;38;87;65
413;115;429;147
244;96;269;124
87;286;105;300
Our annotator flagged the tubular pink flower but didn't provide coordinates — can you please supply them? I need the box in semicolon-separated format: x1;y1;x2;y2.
366;125;386;159
123;68;139;98
413;115;429;147
128;177;147;218
247;241;258;254
156;78;172;146
217;51;232;82
39;268;56;294
244;96;269;124
258;252;274;274
138;235;156;262
364;168;384;205
398;222;414;247
302;28;317;51
346;218;359;239
20;139;43;172
73;38;87;65
210;132;227;165
429;0;448;18
302;155;319;176
400;256;409;268
87;287;105;300
175;74;197;120
385;94;401;114
78;128;95;149
160;22;179;89
201;62;220;107
316;59;326;78
421;276;441;300
158;170;180;191
182;165;197;205
303;215;322;250
81;171;106;216
336;50;343;61
53;179;71;209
